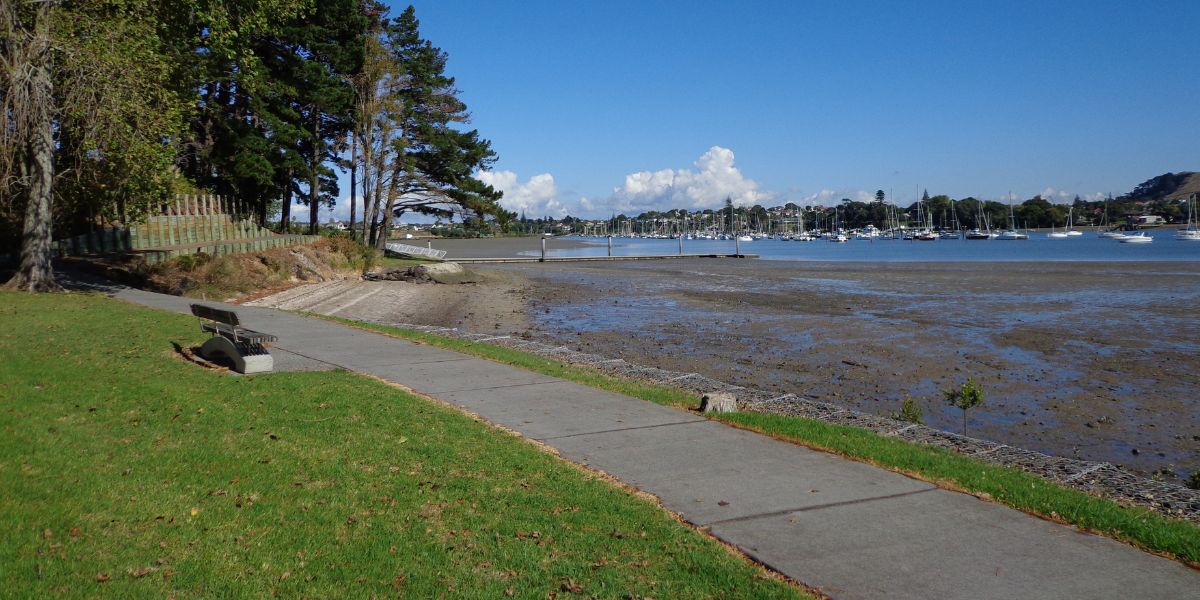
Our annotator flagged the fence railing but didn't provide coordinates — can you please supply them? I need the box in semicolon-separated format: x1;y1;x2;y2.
48;194;316;264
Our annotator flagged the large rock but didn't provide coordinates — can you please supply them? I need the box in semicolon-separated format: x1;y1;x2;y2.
364;262;479;284
699;392;738;413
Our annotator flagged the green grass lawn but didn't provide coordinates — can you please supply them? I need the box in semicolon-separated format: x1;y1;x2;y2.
0;292;807;599
318;315;1200;565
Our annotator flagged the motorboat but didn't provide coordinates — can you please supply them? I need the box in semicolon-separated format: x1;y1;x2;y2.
1119;232;1153;244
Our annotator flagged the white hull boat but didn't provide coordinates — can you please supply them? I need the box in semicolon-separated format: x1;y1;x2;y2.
1119;232;1153;244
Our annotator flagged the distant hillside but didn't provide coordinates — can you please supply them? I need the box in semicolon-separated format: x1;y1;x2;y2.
1121;172;1200;201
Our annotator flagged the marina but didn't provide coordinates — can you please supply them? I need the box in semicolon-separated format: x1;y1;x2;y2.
532;229;1200;262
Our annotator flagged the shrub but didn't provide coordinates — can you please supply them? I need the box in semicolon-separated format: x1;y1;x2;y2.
319;235;378;272
174;252;212;272
892;395;924;425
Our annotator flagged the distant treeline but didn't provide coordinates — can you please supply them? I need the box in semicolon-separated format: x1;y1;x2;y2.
533;173;1196;234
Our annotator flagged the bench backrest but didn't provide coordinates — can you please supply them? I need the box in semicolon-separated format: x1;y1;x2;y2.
190;304;241;327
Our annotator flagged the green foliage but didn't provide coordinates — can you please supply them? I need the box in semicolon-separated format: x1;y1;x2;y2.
893;395;924;424
944;378;985;434
1187;471;1200;491
356;5;504;244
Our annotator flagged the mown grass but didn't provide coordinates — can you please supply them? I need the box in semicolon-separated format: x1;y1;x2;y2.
0;292;807;599
318;315;1200;564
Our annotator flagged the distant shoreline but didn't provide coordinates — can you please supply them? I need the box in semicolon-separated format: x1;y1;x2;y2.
426;236;596;259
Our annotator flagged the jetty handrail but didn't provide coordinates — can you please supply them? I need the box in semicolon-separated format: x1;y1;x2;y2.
384;242;447;260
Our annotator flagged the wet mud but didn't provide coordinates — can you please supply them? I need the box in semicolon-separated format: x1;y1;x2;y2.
495;260;1200;481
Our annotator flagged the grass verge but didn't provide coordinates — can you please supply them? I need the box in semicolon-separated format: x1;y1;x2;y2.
315;314;1200;564
0;292;808;599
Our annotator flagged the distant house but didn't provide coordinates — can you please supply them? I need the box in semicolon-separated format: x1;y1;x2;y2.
1126;214;1165;225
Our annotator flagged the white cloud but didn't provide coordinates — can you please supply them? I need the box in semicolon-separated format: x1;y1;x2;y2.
799;189;838;205
477;170;567;218
791;188;878;207
1040;188;1109;204
606;146;770;214
1040;187;1074;202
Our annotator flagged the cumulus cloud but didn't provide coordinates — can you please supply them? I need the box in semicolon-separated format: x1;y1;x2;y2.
1040;187;1110;203
791;188;878;207
477;170;567;218
1040;187;1074;202
606;146;770;214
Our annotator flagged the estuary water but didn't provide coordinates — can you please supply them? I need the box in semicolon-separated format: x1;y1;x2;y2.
541;230;1200;262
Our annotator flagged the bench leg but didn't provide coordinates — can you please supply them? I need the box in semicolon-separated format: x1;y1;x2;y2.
199;336;274;374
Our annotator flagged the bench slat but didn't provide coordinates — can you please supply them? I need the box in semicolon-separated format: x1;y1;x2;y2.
201;322;277;343
191;304;240;327
192;304;277;344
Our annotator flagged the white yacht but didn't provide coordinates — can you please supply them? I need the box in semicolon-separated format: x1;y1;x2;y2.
1119;231;1153;244
1175;194;1200;240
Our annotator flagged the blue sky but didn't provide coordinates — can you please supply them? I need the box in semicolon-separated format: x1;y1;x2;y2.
326;1;1200;220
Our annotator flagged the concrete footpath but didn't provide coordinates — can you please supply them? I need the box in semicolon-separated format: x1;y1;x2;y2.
99;284;1198;599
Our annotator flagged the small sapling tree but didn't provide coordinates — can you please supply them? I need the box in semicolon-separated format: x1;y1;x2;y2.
892;395;924;425
944;378;985;435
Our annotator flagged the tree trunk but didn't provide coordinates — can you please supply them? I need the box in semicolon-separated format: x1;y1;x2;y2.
5;4;59;292
308;114;320;235
279;169;292;233
367;127;391;246
348;131;357;236
361;145;372;243
376;166;403;251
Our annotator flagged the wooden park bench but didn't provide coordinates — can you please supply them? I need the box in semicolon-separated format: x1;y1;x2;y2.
190;304;276;374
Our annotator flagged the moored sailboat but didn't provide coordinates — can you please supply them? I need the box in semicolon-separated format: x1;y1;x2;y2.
1175;193;1200;241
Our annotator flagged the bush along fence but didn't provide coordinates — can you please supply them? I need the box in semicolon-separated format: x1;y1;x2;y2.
50;194;318;264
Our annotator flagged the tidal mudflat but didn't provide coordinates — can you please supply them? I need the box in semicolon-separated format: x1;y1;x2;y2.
251;252;1200;482
498;259;1200;481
